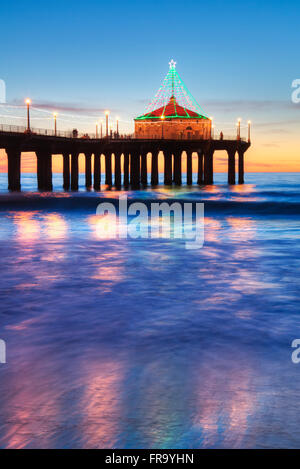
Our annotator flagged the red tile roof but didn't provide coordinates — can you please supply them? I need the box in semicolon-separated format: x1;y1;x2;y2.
136;96;208;120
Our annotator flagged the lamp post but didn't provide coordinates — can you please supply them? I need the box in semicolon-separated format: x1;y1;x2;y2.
105;110;110;137
209;117;213;139
116;116;119;138
161;115;165;139
237;118;241;140
96;123;99;139
53;112;57;136
248;120;251;143
100;121;103;138
25;98;31;132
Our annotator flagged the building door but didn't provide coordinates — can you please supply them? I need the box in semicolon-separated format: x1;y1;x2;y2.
186;126;192;139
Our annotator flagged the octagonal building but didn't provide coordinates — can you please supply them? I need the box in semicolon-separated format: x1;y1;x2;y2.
135;60;211;140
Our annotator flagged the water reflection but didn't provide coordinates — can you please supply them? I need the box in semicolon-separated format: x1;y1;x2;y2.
0;196;299;448
14;212;41;242
12;212;68;243
89;214;117;240
90;252;125;292
43;214;68;239
193;353;256;448
80;359;124;448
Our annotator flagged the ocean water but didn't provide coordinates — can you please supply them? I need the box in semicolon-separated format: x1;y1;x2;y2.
0;172;300;449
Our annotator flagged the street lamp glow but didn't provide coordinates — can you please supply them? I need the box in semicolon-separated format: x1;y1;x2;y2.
25;98;31;132
116;116;120;137
161;115;165;139
53;112;58;135
105;111;110;137
237;118;241;140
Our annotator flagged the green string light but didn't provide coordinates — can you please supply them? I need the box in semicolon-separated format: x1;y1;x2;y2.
135;60;208;120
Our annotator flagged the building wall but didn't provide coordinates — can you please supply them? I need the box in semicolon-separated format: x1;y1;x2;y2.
134;118;211;140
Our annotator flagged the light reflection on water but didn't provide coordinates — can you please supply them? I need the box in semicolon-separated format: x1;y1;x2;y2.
0;182;300;448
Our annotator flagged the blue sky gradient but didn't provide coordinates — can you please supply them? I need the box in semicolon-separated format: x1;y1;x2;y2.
0;0;299;170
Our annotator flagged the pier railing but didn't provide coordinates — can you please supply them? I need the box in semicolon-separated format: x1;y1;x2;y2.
0;124;135;140
0;124;247;142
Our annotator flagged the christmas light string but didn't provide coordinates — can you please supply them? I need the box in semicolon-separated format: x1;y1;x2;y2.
141;60;208;118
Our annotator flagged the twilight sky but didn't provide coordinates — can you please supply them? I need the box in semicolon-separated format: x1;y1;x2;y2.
0;0;299;172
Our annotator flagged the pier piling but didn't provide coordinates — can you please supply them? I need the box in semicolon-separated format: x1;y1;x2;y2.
93;154;101;190
7;147;21;191
141;153;148;185
197;151;203;185
63;153;70;190
71;152;79;191
105;154;112;186
173;150;182;186
203;151;214;185
114;152;121;187
164;151;172;185
238;149;244;184
130;152;140;187
228;149;236;184
85;153;92;188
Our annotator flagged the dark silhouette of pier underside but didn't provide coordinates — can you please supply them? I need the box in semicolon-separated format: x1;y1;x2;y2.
0;130;250;191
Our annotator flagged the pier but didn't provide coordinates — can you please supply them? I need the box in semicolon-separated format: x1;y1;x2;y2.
0;127;250;191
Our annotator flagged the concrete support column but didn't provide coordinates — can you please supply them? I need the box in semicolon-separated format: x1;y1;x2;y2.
94;154;101;190
173;151;182;186
130;152;140;187
71;152;79;190
124;153;130;186
37;153;45;190
85;153;92;188
204;151;214;185
114;153;121;187
36;150;52;191
151;151;159;186
141;153;147;185
7;147;21;191
197;151;204;185
63;153;70;190
105;154;112;186
227;149;236;185
44;153;53;191
186;150;193;185
238;149;244;184
164;151;172;185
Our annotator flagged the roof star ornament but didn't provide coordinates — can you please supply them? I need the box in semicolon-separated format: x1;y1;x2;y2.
169;59;176;70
